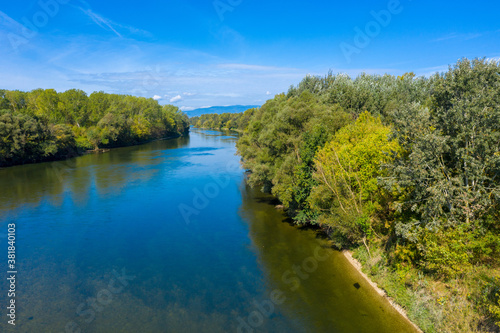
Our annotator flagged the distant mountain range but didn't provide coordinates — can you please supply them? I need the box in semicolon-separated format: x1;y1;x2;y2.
183;105;260;118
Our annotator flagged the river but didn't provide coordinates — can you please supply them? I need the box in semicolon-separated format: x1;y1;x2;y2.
0;128;417;332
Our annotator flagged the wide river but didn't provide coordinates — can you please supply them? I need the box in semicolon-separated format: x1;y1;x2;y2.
0;129;417;333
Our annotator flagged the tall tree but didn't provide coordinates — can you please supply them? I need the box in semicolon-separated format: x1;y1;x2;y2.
59;89;89;127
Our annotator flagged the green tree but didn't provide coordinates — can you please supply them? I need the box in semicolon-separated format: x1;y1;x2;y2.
384;59;500;239
59;89;89;127
309;112;400;247
4;90;27;113
87;91;111;125
0;110;58;166
36;89;61;122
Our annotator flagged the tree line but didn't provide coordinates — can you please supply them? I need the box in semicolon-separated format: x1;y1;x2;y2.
190;108;256;131
193;58;500;330
0;89;189;167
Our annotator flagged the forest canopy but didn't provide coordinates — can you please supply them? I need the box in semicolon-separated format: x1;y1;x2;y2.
0;89;189;167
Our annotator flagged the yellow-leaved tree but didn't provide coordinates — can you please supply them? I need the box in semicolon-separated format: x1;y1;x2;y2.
309;111;399;248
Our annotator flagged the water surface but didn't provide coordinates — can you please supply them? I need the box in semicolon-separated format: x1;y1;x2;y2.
0;129;417;332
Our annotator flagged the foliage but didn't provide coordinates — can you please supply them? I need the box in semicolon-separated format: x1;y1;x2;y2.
0;110;72;166
385;60;500;235
287;71;432;118
309;112;400;246
376;59;500;285
0;89;189;166
419;222;497;278
236;91;352;221
487;276;500;328
190;108;256;131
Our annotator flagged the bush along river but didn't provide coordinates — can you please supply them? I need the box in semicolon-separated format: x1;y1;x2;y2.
0;128;418;332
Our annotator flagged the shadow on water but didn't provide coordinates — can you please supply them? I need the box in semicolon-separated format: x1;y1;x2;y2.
280;216;330;238
252;189;335;239
238;183;419;333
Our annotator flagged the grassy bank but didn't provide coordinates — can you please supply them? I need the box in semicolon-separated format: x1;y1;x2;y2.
350;240;500;332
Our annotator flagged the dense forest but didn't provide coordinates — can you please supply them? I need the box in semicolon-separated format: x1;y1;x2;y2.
0;89;189;167
193;58;500;332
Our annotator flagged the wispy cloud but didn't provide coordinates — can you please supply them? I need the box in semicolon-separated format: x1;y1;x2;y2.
77;6;151;39
79;8;122;37
0;10;30;33
202;92;240;97
218;63;297;71
432;32;483;42
0;27;335;109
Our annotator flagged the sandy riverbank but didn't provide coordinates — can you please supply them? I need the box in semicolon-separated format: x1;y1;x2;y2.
342;250;424;333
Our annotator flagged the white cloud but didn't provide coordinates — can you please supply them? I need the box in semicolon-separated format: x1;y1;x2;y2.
416;65;450;77
203;92;240;98
170;95;182;103
0;31;308;109
266;91;271;95
180;106;195;111
153;95;162;100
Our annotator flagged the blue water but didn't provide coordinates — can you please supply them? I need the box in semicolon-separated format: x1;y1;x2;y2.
0;129;416;332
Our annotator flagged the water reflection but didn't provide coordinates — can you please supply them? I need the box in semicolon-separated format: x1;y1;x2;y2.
0;136;190;217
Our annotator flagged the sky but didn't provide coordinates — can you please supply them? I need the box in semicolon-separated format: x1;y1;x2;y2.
0;0;499;110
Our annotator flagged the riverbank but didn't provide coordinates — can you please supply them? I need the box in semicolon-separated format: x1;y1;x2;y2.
346;241;500;333
193;126;243;133
85;133;183;154
342;250;424;332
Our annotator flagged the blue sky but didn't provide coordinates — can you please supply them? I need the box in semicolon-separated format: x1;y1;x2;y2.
0;0;499;110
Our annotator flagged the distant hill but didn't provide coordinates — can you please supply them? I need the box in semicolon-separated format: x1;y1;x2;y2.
183;105;260;118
